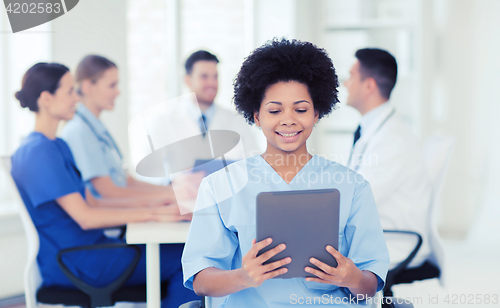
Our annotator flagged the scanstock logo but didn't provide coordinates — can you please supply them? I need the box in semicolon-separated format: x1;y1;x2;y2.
3;0;79;33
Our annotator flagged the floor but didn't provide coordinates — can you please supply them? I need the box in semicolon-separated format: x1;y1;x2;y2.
392;239;500;308
0;296;24;308
390;185;500;308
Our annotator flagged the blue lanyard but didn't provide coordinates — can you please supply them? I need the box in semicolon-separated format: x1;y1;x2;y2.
75;109;124;165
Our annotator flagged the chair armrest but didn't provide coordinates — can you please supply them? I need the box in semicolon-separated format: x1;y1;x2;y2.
179;300;202;308
103;225;127;239
57;243;141;308
383;230;423;278
117;225;127;239
386;297;414;308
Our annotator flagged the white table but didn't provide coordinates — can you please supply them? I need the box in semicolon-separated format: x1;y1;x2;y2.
126;221;191;308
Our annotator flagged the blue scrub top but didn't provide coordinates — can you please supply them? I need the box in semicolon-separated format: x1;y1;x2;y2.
11;132;132;288
182;155;390;307
61;104;127;197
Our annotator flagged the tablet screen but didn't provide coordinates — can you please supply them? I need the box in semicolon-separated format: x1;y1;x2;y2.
256;189;340;279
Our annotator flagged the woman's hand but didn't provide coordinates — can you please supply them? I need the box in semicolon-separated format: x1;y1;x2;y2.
146;196;174;208
238;238;291;288
146;198;194;221
147;204;190;222
305;245;363;289
172;171;205;199
169;171;206;214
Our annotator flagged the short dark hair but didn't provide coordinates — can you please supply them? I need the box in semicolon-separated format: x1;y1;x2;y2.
355;48;398;100
75;55;117;95
15;62;69;112
184;50;219;75
233;38;339;124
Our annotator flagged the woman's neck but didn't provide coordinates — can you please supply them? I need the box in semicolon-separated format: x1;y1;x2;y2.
262;143;312;183
34;113;59;140
81;99;102;118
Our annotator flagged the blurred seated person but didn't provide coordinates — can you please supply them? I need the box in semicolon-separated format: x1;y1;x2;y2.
11;62;198;307
132;50;261;187
344;48;432;269
61;55;202;200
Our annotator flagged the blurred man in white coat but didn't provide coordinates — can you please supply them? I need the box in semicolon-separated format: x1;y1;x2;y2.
175;50;260;168
344;48;432;271
132;51;260;187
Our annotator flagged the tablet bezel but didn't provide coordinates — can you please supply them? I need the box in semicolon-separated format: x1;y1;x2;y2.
256;188;340;279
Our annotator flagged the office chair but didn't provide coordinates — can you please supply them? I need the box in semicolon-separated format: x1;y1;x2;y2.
382;136;455;300
0;156;167;308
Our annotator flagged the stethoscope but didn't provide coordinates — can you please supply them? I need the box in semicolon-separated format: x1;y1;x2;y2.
75;108;127;171
347;108;396;171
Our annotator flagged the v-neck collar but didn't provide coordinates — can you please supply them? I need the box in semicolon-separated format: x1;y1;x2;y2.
76;103;108;135
256;154;317;191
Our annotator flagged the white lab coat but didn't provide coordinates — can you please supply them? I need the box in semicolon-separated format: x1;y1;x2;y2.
347;103;432;268
129;94;260;184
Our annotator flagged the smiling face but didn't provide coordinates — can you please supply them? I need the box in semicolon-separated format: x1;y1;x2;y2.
185;60;218;107
83;67;120;112
41;72;80;121
254;81;318;155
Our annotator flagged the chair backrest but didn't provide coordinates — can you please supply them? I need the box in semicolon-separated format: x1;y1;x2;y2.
1;156;42;308
422;136;455;287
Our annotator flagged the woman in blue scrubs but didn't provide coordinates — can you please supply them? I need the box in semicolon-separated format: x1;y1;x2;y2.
60;55;201;200
11;63;198;307
181;39;390;307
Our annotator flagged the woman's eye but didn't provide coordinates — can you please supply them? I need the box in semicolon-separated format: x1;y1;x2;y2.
269;110;279;114
296;109;307;113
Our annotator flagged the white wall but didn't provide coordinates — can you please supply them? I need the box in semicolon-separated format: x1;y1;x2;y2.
461;0;500;244
127;0;171;117
420;0;500;237
253;0;297;46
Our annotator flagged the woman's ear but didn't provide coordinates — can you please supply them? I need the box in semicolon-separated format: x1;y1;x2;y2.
254;111;260;127
314;110;319;124
80;79;93;96
37;91;52;110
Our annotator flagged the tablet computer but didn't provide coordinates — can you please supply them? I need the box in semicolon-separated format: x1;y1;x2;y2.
256;189;340;279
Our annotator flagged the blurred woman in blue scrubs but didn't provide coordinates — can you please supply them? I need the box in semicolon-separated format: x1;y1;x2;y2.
11;63;198;307
181;39;390;307
61;55;201;200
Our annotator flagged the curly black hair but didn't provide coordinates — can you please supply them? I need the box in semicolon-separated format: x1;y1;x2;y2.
233;38;339;124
